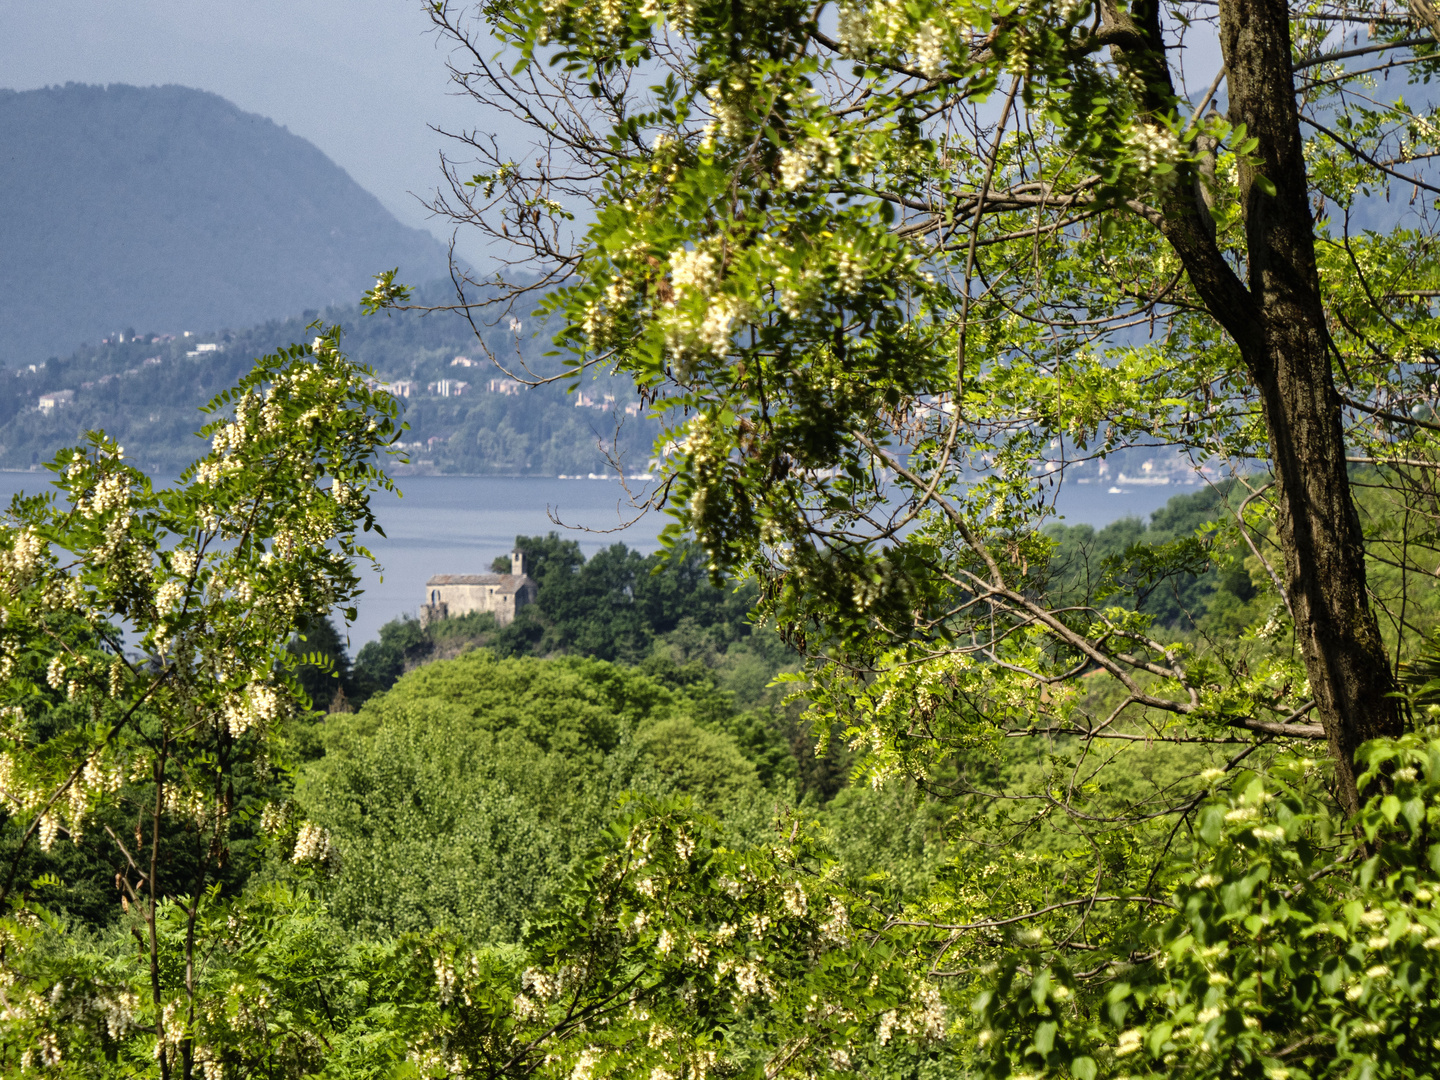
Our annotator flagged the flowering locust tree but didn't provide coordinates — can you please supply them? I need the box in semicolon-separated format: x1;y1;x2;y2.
0;332;398;1076
385;0;1440;1071
412;0;1440;815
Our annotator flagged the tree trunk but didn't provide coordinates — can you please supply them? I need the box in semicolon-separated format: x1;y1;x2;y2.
1216;0;1404;814
1109;0;1405;812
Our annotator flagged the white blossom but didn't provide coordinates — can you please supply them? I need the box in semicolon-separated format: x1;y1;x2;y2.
670;248;717;294
1;529;46;581
698;298;742;354
1125;121;1182;184
292;821;340;871
783;882;807;917
435;954;457;1003
836;3;872;51
912;22;945;78
779;146;810;190
155;579;187;615
819;897;849;943
38;811;60;852
224;684;281;738
835;248;867;294
1115;1028;1144;1057
572;1048;600;1080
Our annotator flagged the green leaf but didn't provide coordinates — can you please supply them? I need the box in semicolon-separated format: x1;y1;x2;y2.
1381;793;1401;824
1034;1021;1058;1055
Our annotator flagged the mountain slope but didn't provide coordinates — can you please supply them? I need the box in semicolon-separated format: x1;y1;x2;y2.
0;83;449;364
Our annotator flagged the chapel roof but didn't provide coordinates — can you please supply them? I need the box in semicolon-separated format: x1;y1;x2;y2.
425;572;533;594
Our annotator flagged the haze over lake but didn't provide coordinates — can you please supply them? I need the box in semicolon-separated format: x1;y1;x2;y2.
0;471;1203;648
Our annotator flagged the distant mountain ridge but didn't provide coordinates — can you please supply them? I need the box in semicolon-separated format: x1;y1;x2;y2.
0;83;449;365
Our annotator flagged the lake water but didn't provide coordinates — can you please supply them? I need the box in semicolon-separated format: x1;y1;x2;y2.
0;470;1200;648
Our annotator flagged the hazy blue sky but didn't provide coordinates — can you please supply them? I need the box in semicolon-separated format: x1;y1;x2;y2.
0;0;505;266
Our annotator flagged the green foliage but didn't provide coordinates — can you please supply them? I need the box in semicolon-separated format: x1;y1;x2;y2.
973;736;1440;1080
0;795;949;1079
289;614;357;714
302;650;771;941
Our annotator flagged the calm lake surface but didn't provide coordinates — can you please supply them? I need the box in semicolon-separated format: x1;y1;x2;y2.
0;471;1201;648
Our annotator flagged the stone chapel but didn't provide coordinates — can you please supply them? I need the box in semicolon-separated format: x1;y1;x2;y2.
420;548;538;628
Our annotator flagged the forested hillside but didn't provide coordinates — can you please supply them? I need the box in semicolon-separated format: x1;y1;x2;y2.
0;282;657;475
0;83;448;365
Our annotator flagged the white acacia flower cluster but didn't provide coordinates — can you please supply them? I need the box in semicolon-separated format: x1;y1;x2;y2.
41;755;125;846
912;21;945;78
292;821;341;871
698;298;743;354
46;656;67;691
195;1048;225;1080
783;882;808;917
819;897;850;943
161;782;212;828
171;548;198;578
675;830;695;860
636;0;695;29
835;246;868;295
259;800;291;833
598;0;625;31
571;1048;601;1080
704;82;749;140
0;704;24;739
835;0;967;71
679;415;722;470
670;247;717;294
876;984;947;1045
71;471;132;522
0;640;18;681
0;752;44;817
718;958;775;999
210;399;252;458
836;3;872;51
0;529;45;584
154;579;187;616
1125;121;1182;185
97;990;140;1040
223;684;281;738
779;147;810;190
435;953;457;1004
662;244;751;357
81;756;123;797
38;811;61;852
777;130;844;193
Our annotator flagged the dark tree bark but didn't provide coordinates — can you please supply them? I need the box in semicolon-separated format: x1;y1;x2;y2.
1217;0;1404;812
1105;0;1405;812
